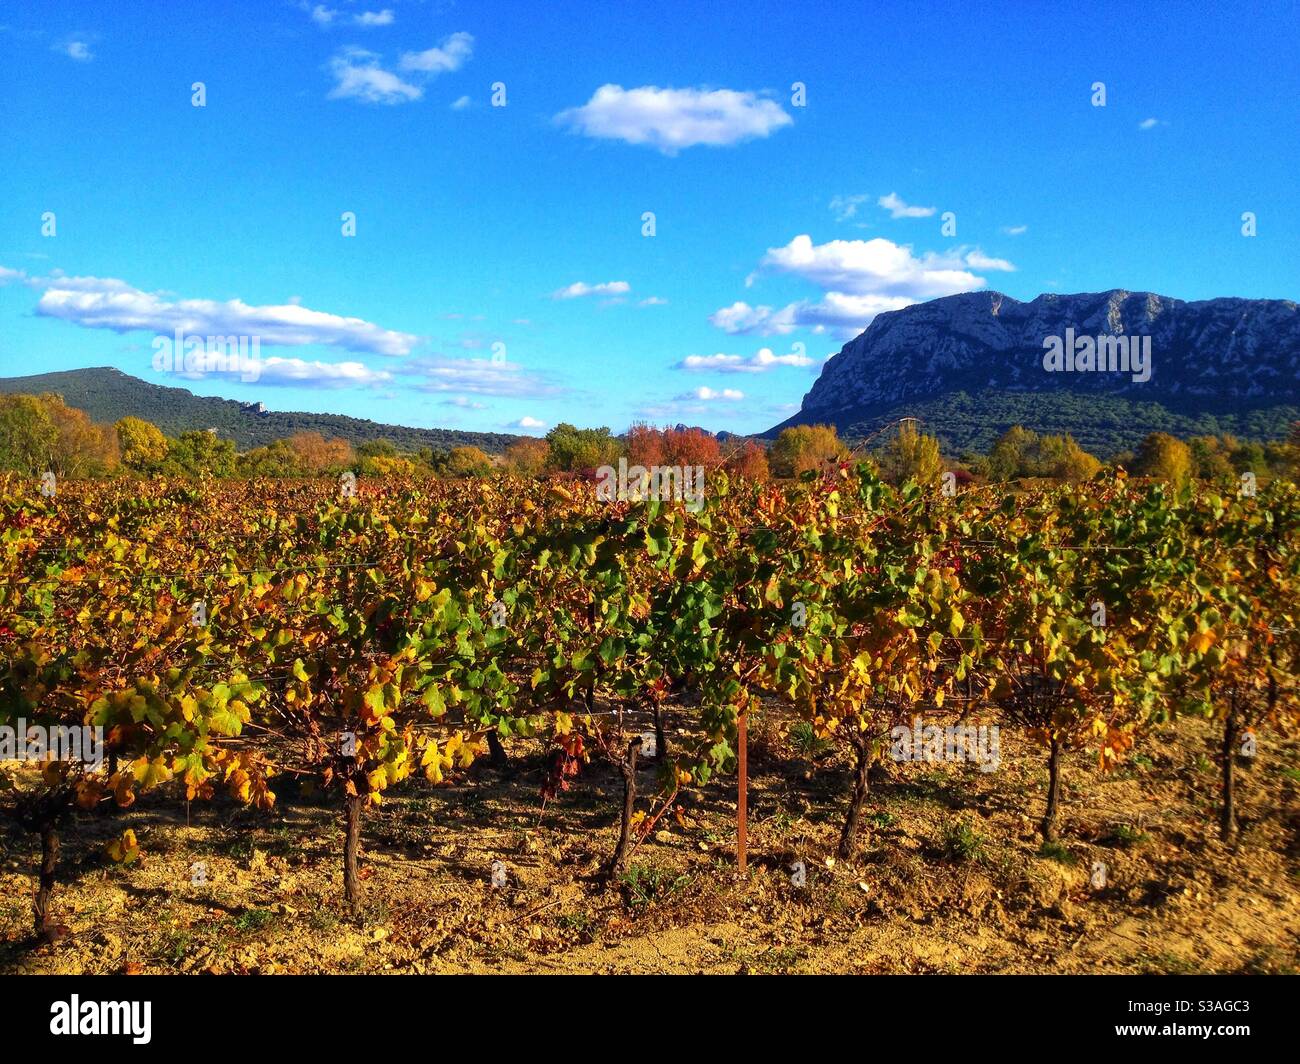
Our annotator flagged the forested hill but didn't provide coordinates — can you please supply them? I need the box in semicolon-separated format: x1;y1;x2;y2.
0;368;520;453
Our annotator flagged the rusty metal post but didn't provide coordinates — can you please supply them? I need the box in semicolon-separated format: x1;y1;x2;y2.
737;712;748;873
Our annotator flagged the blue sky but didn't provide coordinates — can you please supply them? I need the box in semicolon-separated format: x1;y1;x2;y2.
1;0;1297;438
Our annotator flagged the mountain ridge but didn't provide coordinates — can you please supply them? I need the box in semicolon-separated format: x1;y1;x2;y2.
768;289;1300;455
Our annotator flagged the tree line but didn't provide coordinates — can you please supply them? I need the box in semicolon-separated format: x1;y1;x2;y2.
2;390;1297;486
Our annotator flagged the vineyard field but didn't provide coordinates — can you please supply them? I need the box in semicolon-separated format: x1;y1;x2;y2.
1;467;1297;975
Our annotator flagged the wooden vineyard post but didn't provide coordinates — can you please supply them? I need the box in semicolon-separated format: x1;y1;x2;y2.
737;711;748;873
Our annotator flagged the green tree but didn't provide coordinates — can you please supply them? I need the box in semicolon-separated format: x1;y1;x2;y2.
1133;432;1193;487
238;438;297;476
879;421;943;485
1231;440;1267;477
161;430;237;477
0;394;58;475
115;416;170;472
1037;433;1101;482
413;447;451;476
356;439;399;460
986;425;1038;481
1187;436;1236;483
544;423;621;472
769;424;846;477
444;445;493;478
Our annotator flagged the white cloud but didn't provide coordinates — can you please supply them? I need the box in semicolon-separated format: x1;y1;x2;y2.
441;396;487;409
395;354;559;398
1138;117;1161;130
675;386;744;402
677;353;747;372
708;301;799;336
710;234;1016;338
304;4;337;26
14;268;420;355
638;296;669;306
1001;224;1028;236
962;250;1015;272
256;358;392;388
54;38;93;62
674;347;813;373
758;235;986;297
878;192;936;219
710;295;917;337
555;85;792;155
325;34;471;104
155;348;392;389
450;95;472;110
327;48;422;104
509;416;547;430
785;292;917;332
304;4;393;28
399;32;473;73
829;193;871;222
551;280;631;300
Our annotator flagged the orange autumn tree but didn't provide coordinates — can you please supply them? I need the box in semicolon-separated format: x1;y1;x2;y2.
624;424;724;470
504;437;549;478
662;427;723;469
625;422;666;467
723;439;770;481
288;432;354;473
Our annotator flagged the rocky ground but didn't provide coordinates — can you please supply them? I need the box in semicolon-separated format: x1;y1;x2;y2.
2;709;1297;975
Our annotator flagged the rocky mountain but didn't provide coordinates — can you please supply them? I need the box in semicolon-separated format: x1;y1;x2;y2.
768;290;1300;456
0;368;521;454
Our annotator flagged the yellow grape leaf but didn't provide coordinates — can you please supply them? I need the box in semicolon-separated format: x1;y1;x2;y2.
111;773;137;808
132;756;173;789
446;731;480;769
106;829;139;865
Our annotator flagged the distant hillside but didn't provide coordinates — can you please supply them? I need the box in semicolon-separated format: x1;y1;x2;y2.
781;390;1300;459
768;290;1300;456
0;368;522;454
